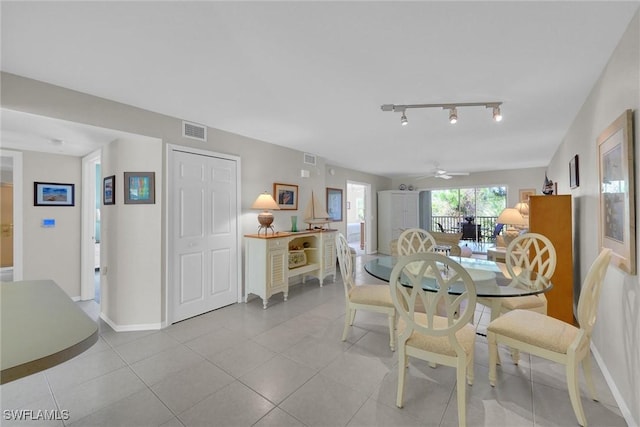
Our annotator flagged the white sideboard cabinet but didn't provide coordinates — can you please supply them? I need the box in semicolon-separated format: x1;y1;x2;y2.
244;229;337;308
377;190;420;255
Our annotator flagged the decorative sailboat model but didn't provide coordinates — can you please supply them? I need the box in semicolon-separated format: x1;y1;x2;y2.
303;191;330;230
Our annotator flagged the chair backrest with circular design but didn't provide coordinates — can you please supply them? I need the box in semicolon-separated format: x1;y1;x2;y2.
397;228;437;256
576;248;612;334
336;233;355;298
389;252;477;348
505;232;556;289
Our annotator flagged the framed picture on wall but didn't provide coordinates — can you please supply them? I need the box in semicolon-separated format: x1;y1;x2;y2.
103;175;115;205
273;183;298;210
597;110;636;274
326;187;343;222
518;188;536;202
124;172;155;204
569;155;580;189
34;182;75;206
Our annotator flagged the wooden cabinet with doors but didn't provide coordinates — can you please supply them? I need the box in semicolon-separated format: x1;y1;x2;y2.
528;195;574;324
377;190;420;255
244;229;337;309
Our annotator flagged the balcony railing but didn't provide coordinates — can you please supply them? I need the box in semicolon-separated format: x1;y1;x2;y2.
431;215;499;245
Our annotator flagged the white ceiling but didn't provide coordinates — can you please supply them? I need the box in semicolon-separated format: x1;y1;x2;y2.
1;1;638;179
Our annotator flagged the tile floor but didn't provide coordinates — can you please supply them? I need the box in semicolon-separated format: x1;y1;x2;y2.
0;255;626;426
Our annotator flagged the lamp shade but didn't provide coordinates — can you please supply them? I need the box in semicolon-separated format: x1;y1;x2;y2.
514;202;529;216
251;193;279;210
497;208;527;226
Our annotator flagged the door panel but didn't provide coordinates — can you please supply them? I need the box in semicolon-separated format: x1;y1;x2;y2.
172;150;238;322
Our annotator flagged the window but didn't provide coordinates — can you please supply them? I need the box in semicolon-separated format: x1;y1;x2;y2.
430;186;507;234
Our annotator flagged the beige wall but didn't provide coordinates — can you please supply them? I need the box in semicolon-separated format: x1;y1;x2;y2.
545;11;639;425
0;72;389;328
22;151;81;296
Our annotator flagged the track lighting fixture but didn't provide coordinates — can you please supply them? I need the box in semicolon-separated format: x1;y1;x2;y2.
448;108;458;124
381;101;503;125
492;105;502;122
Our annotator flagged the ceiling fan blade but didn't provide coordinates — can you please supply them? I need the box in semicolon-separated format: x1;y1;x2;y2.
447;172;469;176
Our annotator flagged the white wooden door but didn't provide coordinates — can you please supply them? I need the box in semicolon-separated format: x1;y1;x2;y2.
171;149;238;323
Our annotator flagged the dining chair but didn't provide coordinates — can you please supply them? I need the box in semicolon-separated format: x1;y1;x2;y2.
498;232;556;315
389;252;477;427
396;228;437;256
335;233;396;351
482;232;556;363
487;248;612;427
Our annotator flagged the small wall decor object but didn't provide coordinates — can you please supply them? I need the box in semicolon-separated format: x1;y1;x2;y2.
542;174;554;195
326;187;343;222
124;172;155;204
597;109;635;274
569;155;580;189
518;188;536;202
273;183;298;210
103;175;115;205
34;182;75;206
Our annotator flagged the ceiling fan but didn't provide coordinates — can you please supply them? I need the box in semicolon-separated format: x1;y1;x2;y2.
415;166;470;180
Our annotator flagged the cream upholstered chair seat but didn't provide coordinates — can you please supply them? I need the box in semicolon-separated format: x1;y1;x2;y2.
348;284;394;307
487;248;612;427
390;252;477;427
397;313;475;357
488;309;579;355
336;233;396;351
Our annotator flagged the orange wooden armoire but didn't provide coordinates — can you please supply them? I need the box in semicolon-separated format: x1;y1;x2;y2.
528;194;575;324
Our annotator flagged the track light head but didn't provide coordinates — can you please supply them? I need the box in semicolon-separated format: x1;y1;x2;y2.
492;106;502;122
449;108;458;124
400;112;408;126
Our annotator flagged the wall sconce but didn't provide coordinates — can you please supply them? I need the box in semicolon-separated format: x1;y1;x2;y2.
251;192;280;235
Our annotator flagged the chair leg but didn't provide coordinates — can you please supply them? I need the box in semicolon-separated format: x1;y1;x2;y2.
396;347;407;408
387;312;396;351
466;348;475;386
567;356;588;426
510;348;521;365
456;357;467;427
488;332;498;387
582;353;599;401
349;308;357;325
342;308;352;341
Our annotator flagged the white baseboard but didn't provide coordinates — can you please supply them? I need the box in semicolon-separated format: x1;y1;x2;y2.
99;313;162;332
591;342;636;426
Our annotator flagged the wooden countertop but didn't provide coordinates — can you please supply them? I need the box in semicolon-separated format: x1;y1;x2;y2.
244;229;337;239
1;279;99;384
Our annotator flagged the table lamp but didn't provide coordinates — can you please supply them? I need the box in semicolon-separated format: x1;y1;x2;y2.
497;207;527;244
251;192;280;235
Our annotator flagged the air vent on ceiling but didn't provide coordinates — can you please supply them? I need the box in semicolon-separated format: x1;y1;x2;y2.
303;153;317;166
182;121;207;142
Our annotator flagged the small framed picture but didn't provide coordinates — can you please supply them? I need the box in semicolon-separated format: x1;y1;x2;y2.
34;182;75;206
273;183;298;210
103;175;115;205
124;172;155;204
326;187;343;222
518;188;536;202
569;154;579;189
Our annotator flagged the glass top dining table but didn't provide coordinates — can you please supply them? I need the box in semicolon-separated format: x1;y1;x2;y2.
364;255;553;298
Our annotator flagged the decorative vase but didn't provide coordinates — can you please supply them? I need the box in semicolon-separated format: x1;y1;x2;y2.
291;215;298;232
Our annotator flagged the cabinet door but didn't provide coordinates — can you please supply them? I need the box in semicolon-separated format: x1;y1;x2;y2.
267;248;287;293
390;193;407;239
403;193;419;228
322;234;336;275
